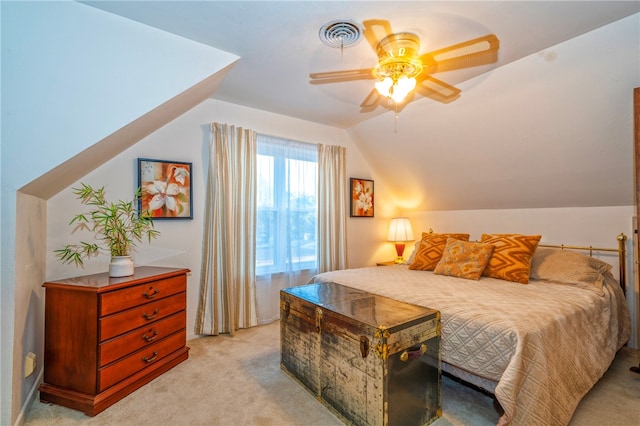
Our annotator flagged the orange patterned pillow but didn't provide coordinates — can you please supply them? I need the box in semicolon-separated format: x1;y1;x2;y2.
433;238;495;280
481;233;542;284
408;233;470;271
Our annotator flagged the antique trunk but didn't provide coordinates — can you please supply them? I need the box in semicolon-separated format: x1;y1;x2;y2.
280;282;441;426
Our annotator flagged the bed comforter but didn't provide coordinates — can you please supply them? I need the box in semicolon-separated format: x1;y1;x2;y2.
309;265;630;426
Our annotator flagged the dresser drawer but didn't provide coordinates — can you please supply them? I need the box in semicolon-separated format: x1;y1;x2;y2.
98;330;186;392
99;311;186;366
100;275;186;316
100;292;186;341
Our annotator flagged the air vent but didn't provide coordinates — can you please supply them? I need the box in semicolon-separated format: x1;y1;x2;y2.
319;20;362;48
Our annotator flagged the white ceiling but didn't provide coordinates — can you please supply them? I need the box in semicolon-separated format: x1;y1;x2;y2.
82;1;640;211
82;1;639;128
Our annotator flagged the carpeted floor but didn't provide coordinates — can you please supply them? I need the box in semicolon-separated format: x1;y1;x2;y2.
25;321;640;425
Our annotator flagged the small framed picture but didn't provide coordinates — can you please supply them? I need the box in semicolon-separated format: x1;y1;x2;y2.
137;158;193;219
350;178;374;217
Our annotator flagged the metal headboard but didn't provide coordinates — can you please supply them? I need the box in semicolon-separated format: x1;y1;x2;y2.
538;233;627;294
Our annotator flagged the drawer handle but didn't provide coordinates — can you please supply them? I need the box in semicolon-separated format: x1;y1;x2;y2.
142;351;159;363
142;329;159;342
142;309;159;320
143;288;160;299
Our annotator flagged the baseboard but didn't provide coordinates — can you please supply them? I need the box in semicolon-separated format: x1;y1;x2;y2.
14;368;44;426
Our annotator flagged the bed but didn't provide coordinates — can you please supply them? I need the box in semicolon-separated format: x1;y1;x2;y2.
308;232;631;426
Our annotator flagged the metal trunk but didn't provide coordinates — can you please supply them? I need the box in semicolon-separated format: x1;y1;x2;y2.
281;282;441;426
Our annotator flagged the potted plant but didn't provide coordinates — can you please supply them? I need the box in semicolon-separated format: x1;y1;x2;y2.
54;183;160;277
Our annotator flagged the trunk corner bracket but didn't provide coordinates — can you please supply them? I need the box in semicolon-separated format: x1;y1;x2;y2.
375;326;390;360
280;300;290;319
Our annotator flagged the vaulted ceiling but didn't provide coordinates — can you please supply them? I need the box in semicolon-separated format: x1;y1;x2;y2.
83;1;640;211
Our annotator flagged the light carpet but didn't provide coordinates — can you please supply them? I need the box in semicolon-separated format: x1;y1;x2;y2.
25;321;640;425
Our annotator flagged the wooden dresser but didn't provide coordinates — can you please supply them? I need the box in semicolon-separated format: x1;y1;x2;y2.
39;266;190;416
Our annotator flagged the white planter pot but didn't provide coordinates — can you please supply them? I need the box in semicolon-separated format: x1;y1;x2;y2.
109;255;134;277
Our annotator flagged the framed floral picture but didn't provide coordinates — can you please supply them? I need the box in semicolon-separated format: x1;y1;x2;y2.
137;158;193;219
350;178;374;217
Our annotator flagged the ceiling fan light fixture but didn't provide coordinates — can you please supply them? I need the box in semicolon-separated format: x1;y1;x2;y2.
371;32;423;103
375;75;416;103
375;32;424;79
374;77;393;96
392;76;416;102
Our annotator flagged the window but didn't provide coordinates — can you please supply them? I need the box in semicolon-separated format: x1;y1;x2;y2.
256;135;317;275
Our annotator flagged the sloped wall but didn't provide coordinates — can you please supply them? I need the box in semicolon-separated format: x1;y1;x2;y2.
3;2;236;194
1;2;237;424
348;13;639;212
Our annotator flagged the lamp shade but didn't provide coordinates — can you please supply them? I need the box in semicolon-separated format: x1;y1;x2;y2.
387;218;414;242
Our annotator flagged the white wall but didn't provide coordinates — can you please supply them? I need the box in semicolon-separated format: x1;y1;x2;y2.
12;194;46;423
46;99;394;345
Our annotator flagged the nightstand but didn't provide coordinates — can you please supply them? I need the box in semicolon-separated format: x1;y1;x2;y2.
376;261;398;266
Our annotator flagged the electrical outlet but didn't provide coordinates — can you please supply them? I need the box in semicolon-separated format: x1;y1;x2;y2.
24;352;36;378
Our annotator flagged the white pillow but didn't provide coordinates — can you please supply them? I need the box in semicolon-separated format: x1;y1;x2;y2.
529;248;612;295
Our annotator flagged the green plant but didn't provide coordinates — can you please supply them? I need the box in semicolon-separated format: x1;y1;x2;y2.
55;183;160;266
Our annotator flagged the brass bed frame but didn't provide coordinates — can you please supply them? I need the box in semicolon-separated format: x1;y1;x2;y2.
425;229;629;293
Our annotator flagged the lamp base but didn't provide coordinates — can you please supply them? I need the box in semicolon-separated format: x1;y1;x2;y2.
394;243;406;264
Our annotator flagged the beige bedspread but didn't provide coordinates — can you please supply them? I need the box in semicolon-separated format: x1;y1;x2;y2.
309;265;630;426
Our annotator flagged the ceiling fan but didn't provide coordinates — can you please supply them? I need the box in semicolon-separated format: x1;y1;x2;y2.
309;19;500;111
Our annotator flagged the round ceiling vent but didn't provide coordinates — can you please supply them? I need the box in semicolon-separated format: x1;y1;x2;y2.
319;20;362;48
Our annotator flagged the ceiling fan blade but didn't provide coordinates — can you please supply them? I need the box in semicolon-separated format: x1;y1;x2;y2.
362;19;393;53
415;75;461;103
420;34;500;73
309;68;374;84
360;88;383;112
360;88;413;113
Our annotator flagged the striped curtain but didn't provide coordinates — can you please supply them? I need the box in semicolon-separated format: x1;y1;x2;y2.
195;123;258;336
317;143;348;273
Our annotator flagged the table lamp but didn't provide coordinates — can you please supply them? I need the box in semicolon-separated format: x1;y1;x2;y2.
387;217;415;264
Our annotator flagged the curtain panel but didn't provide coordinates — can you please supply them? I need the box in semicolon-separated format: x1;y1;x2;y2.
195;123;258;336
317;143;348;273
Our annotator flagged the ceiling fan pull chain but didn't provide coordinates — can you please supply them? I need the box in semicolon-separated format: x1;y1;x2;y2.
394;104;399;133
